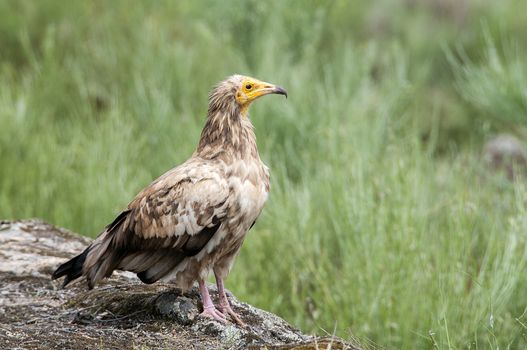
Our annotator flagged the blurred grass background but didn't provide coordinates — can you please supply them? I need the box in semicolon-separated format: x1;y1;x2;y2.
2;0;527;348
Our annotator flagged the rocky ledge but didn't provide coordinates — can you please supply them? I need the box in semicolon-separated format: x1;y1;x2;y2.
0;219;359;350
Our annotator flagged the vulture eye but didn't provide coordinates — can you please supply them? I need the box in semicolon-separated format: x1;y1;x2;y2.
245;83;252;90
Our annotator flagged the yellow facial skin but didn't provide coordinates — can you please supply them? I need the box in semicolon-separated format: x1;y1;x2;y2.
235;78;287;117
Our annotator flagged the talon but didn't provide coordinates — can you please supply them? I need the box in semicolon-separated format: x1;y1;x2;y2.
200;306;227;323
219;303;247;327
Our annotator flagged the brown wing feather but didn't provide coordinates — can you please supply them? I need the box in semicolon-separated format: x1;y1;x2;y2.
82;161;230;288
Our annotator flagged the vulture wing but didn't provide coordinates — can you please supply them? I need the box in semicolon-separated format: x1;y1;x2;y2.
53;161;230;288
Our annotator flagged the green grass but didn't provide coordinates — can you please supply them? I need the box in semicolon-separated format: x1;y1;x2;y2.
2;1;527;348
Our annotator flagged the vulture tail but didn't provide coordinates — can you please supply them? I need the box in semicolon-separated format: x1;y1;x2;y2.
51;247;89;287
52;209;131;289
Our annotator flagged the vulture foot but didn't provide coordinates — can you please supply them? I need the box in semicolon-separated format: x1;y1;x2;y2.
200;305;227;323
218;302;247;327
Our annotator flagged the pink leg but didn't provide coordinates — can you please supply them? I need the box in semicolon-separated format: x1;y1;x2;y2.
215;273;246;327
198;279;226;323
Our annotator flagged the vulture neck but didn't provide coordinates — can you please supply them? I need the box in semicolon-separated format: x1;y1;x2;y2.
196;105;259;162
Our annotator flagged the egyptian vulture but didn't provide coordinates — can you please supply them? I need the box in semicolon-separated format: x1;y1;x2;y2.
52;75;287;325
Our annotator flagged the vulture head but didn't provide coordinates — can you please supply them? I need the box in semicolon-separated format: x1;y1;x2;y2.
208;75;287;117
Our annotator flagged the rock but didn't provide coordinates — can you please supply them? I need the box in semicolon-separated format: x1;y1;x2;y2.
483;134;527;180
0;219;360;350
155;294;198;325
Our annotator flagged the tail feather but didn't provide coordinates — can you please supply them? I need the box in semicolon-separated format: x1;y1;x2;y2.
51;248;89;288
52;210;131;289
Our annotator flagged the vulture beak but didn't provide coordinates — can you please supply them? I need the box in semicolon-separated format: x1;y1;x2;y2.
268;85;288;98
250;82;288;100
